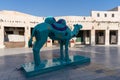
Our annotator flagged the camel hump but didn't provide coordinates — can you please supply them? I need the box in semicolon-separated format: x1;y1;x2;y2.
45;17;56;24
34;23;51;31
51;23;68;31
57;19;66;25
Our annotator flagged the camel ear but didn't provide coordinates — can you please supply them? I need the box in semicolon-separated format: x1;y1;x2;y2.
74;24;83;28
73;24;78;27
73;24;76;27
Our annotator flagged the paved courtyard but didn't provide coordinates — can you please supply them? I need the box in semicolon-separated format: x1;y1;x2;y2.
0;46;120;80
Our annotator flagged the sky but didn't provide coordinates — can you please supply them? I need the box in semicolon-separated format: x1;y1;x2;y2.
0;0;120;17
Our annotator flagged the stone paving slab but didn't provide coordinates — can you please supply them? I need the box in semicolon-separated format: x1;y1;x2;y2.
0;46;120;80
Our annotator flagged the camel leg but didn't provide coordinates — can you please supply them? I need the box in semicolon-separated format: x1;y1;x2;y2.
60;40;64;60
65;40;70;61
33;31;48;66
33;41;42;66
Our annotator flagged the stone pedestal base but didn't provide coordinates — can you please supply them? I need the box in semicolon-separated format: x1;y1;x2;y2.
21;55;90;77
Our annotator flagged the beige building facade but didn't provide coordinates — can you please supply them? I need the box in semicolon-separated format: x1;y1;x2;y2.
0;11;44;48
0;6;120;48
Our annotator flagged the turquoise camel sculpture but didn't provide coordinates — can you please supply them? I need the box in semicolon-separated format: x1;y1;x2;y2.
28;17;83;66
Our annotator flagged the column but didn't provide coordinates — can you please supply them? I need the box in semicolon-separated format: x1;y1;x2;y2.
105;30;109;45
91;29;95;46
0;25;5;48
118;29;120;45
83;31;86;44
25;26;30;47
85;30;89;44
46;38;52;47
70;39;75;47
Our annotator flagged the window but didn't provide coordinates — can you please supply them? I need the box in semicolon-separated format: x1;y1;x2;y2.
19;31;24;35
86;31;90;37
0;19;3;22
97;13;100;17
104;14;107;17
112;14;114;17
6;31;13;34
99;32;104;36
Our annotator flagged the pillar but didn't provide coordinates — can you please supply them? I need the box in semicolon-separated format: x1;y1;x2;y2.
25;26;30;47
105;30;109;45
91;29;95;46
0;25;5;48
70;39;75;47
118;29;120;45
84;30;90;44
46;38;52;47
